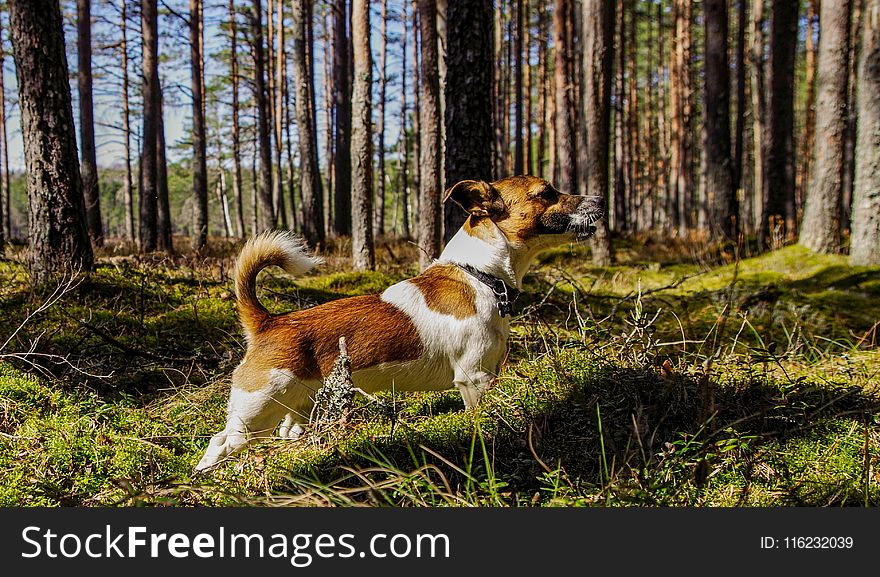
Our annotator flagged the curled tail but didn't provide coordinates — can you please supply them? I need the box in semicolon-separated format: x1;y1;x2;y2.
234;231;323;341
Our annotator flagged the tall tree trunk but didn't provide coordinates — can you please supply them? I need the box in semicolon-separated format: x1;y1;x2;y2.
292;0;325;248
613;0;627;232
0;11;7;242
493;1;505;179
670;0;693;234
444;0;494;243
796;0;818;218
418;0;442;269
553;0;575;192
120;0;135;242
321;3;333;237
842;1;862;231
77;0;103;247
229;0;245;238
272;0;287;228
750;0;767;237
9;0;93;282
761;0;800;247
190;0;208;250
332;0;352;236
514;0;524;175
849;0;880;265
703;0;737;239
801;0;853;254
536;0;547;178
733;0;748;218
139;0;159;252
582;0;614;264
411;0;422;224
252;0;275;232
156;88;173;252
350;0;374;270
398;0;411;238
376;0;388;236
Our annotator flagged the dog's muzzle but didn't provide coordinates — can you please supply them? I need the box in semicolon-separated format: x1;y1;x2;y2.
571;195;606;239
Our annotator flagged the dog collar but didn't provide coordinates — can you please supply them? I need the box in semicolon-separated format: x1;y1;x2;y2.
454;263;521;317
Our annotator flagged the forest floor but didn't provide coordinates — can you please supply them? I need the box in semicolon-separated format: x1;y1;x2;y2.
0;235;878;506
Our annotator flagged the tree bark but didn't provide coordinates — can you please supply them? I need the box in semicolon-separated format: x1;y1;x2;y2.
156;87;173;252
703;0;737;239
850;0;880;265
120;0;135;242
332;0;352;236
376;0;388;236
272;0;287;229
190;0;208;250
761;0;800;247
252;0;275;232
514;0;524;175
553;0;575;193
77;0;103;248
229;0;245;238
444;0;493;243
139;0;159;252
398;0;411;238
292;0;325;249
582;0;614;263
0;11;7;242
9;0;93;282
418;0;442;269
350;0;374;270
801;0;852;254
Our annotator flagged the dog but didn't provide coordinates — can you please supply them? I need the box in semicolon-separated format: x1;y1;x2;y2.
195;175;605;471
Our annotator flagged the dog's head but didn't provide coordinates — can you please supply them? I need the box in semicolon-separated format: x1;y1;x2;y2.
444;176;605;247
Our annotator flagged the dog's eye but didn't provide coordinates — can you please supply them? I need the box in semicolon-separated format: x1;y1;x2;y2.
538;188;559;201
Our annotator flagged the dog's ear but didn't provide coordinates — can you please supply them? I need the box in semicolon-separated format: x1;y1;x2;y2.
443;180;504;217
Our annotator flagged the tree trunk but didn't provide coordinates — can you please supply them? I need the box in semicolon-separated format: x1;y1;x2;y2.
398;0;411;238
670;0;693;234
376;0;388;236
418;0;442;269
292;0;325;249
139;0;159;252
761;0;800;247
272;0;287;229
801;0;852;254
796;0;818;219
190;0;208;250
156;88;173;252
514;0;524;175
850;0;880;265
703;0;737;239
350;0;374;270
229;0;245;238
750;0;767;237
120;0;135;242
333;0;352;236
411;0;422;224
613;1;627;231
582;0;614;264
0;11;7;242
443;0;493;243
252;0;275;232
8;0;93;282
733;0;748;217
553;0;575;193
77;0;103;248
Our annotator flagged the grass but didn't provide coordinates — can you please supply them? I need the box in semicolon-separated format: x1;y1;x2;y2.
0;235;878;506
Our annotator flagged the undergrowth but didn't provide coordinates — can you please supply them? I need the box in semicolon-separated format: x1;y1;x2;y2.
0;236;878;506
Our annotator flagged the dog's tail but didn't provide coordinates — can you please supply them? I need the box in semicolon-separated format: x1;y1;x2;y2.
234;231;323;341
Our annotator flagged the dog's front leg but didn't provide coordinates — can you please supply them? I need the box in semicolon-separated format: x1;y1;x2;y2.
454;370;493;409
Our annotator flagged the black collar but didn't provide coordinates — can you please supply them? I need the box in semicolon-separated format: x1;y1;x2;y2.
454;263;521;317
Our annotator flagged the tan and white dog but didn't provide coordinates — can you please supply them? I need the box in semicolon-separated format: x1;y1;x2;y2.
195;176;604;471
